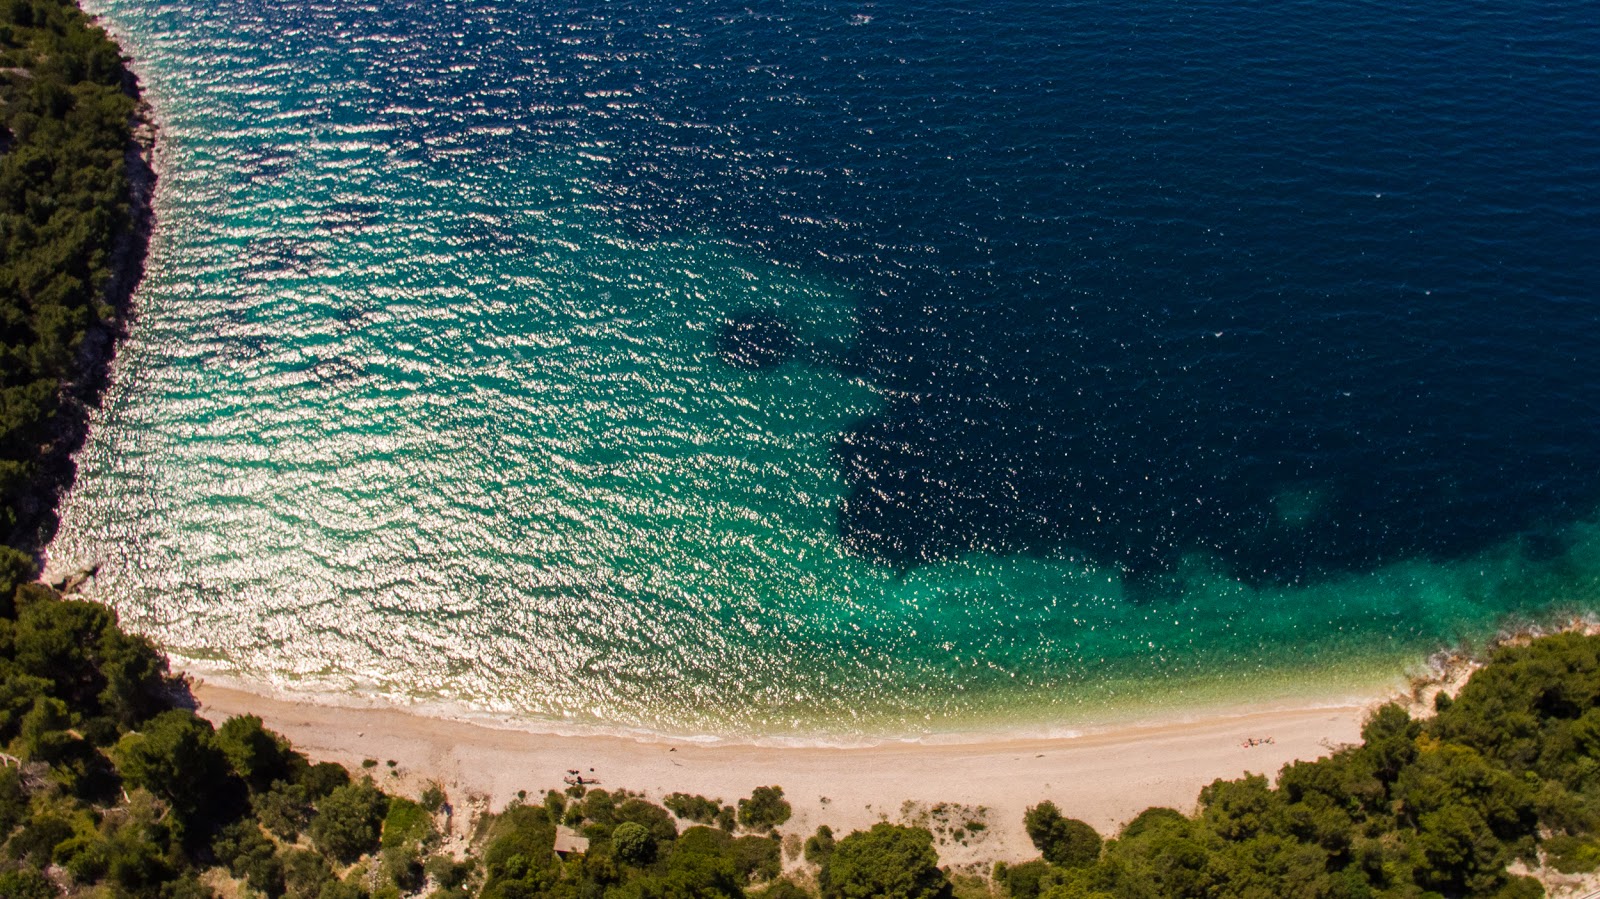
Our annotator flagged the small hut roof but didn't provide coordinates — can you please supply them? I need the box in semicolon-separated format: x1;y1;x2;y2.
553;825;590;856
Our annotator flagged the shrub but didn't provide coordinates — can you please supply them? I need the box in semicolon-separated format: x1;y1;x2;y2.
612;820;657;865
310;778;388;863
213;820;283;897
755;879;811;899
380;796;433;850
738;785;792;832
297;761;350;799
419;781;447;813
821;823;951;899
734;834;782;883
426;854;474;889
116;710;244;840
281;848;335;899
664;791;722;825
0;869;57;899
804;824;836;865
1000;859;1050;899
253;781;313;840
1022;801;1101;868
216;715;293;791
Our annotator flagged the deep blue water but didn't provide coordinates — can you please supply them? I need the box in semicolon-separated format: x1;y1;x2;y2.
576;0;1600;583
47;0;1600;737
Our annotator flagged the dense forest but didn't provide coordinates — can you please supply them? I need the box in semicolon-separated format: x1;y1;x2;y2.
0;0;143;560
8;2;1600;898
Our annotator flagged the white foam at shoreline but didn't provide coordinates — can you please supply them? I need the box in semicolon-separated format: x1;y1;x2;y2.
170;653;1406;751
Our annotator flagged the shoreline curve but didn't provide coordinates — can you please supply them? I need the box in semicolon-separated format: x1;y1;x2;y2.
188;675;1389;867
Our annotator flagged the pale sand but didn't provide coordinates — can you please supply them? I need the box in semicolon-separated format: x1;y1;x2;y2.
190;681;1383;869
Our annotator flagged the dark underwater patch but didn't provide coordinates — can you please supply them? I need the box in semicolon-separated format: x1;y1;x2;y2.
437;0;1600;588
718;311;797;371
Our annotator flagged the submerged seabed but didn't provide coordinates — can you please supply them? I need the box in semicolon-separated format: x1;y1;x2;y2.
49;0;1600;741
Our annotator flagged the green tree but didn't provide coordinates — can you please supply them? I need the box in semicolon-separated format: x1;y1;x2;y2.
820;823;951;899
0;869;57;899
1022;802;1101;868
1000;859;1050;899
737;785;792;833
753;880;810;899
216;714;293;792
616;796;679;843
253;780;314;840
804;824;835;865
309;778;388;863
665;792;723;825
282;848;335;899
478;803;558;898
213;820;284;897
613;844;744;899
613;820;657;865
116;709;244;839
1197;774;1278;842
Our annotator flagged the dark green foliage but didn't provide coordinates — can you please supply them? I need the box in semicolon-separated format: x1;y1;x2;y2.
1197;774;1276;842
1022;802;1100;868
298;760;352;799
381;843;425;892
426;854;474;889
574;787;615;827
1099;809;1214;899
282;848;335;899
419;781;447;813
733;834;781;883
671;824;778;885
213;819;285;897
737;785;792;833
9;594;168;730
316;879;369;899
1542;834;1600;873
478;803;558;898
612;820;656;865
0;0;139;553
999;859;1050;899
0;868;58;899
0;764;26;834
310;778;388;863
664;791;722;825
216;714;294;792
1116;807;1186;840
611;846;744;899
380;796;433;850
820;823;952;899
254;779;314;840
0;546;34;601
804;824;835;865
753;880;810;899
618;796;679;843
116;709;245;840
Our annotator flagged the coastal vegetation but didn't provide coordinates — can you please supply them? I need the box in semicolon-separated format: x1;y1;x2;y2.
7;546;1600;898
9;2;1600;899
0;0;140;558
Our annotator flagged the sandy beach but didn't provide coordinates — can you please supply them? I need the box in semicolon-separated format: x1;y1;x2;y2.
190;679;1388;869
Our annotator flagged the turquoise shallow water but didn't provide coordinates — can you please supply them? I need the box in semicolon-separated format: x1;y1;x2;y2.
47;0;1600;741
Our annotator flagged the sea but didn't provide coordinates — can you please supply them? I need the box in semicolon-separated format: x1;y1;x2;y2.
47;0;1600;743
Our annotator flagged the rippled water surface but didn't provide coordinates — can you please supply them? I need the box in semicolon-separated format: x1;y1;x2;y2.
49;0;1600;739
